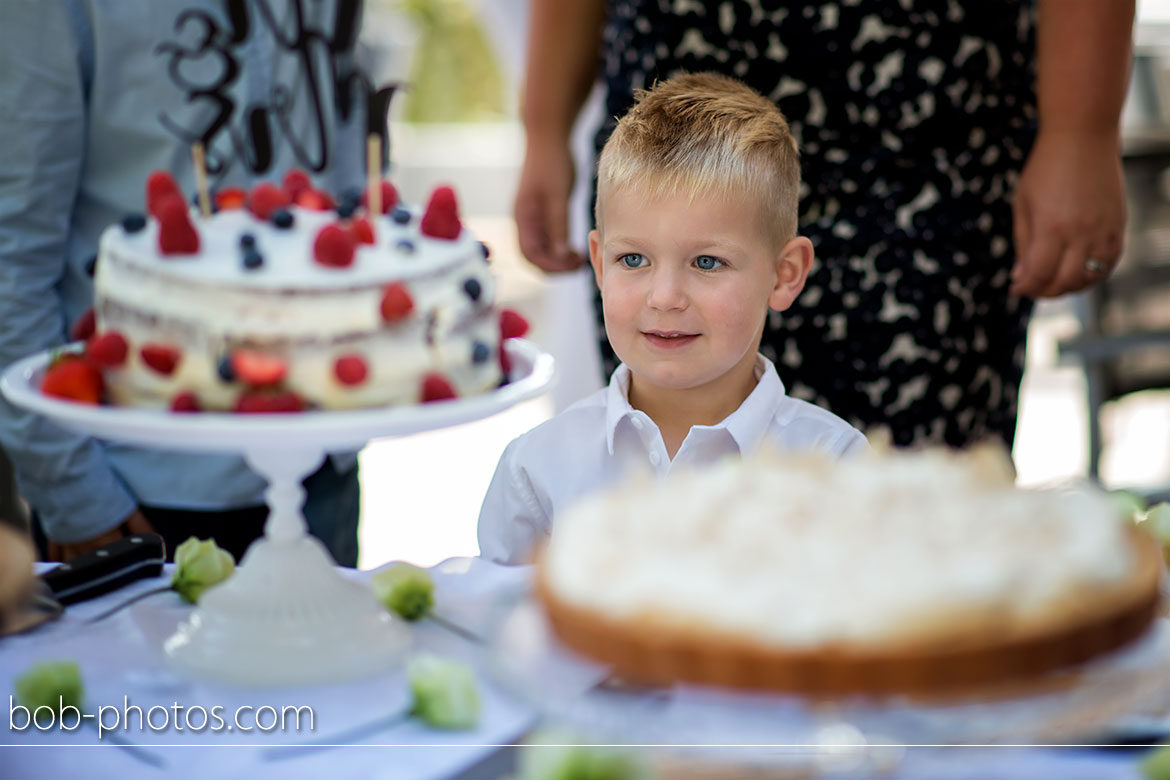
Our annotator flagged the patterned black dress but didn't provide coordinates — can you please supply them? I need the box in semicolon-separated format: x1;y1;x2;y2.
592;0;1038;448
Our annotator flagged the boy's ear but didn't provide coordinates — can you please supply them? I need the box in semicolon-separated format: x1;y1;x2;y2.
588;229;604;287
768;236;814;312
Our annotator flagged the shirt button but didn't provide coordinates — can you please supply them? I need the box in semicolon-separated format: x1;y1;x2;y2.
649;451;661;466
631;417;644;430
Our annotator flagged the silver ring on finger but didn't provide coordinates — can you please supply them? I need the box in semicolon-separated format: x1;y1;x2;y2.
1084;258;1108;274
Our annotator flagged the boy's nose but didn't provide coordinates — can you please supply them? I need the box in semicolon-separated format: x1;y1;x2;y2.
645;267;688;311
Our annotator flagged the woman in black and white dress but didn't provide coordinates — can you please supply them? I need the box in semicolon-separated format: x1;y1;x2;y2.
515;0;1132;450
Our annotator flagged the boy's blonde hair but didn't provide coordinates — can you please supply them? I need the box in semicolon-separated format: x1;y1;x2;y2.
596;72;801;243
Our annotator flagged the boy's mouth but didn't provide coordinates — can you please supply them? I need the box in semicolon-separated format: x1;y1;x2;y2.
642;330;699;348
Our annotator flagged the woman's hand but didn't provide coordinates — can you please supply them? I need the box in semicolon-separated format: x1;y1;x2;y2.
1010;130;1126;299
514;137;587;273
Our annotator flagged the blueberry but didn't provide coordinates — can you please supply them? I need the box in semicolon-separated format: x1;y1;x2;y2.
478;241;491;260
462;278;482;302
84;255;97;277
336;189;361;219
243;248;264;270
239;232;256;249
121;213;147;234
190;191;218;213
271;209;294;229
471;341;491;364
396;239;415;254
216;355;236;382
391;208;411;225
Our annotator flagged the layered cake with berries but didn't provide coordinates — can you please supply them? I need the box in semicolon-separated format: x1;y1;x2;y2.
52;171;528;412
537;446;1162;695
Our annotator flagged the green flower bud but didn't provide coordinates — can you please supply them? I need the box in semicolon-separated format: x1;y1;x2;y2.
371;562;434;621
406;654;479;730
14;660;84;714
170;537;235;604
1142;742;1170;780
1143;502;1170;544
513;730;650;780
1112;490;1147;524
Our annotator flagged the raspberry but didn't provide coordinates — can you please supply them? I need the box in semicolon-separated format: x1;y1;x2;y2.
140;344;182;376
281;169;312;200
499;309;530;339
170;391;201;413
41;355;103;405
295;189;335;211
85;331;129;368
421;372;457;402
215;187;248;210
348;216;375;245
334;354;368;386
313;224;356;268
69;308;96;342
419;186;461;239
379;282;414;322
157;195;200;255
234;390;305;413
146;171;183;218
230;350;287;386
361;181;399;214
248;183;290;221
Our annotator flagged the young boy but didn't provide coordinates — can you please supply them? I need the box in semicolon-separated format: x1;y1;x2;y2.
478;72;867;564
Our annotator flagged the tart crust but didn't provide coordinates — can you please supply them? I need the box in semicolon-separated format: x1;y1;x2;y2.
537;529;1163;696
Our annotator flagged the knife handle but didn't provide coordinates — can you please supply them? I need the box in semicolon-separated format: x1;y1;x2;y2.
40;534;166;605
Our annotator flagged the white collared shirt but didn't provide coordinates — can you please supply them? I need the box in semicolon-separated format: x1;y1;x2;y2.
477;355;868;564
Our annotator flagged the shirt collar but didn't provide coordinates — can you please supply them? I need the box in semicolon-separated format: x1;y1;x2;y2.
603;356;787;456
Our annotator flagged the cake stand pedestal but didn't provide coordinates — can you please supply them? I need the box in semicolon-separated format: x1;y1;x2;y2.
2;340;554;686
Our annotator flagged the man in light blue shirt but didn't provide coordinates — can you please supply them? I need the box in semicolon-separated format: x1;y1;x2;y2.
0;0;381;564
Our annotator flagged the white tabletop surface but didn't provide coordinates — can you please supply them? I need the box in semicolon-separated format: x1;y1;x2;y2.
1;557;1163;780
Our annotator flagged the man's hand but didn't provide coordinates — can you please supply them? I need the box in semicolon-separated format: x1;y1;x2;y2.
1010;130;1126;299
47;509;155;562
514;138;587;273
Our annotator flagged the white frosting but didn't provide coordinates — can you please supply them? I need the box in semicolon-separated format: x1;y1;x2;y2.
93;203;501;410
545;447;1135;648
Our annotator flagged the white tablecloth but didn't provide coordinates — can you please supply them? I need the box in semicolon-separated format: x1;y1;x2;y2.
0;557;1162;780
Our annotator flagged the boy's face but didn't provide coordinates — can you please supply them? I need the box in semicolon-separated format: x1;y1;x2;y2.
589;185;812;407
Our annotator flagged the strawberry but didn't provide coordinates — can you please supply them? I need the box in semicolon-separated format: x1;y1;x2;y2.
419;185;461;239
499;309;530;339
295;188;335;211
334;354;368;386
248;183;290;221
170;391;201;413
281;169;312;201
41;355;103;405
69;308;96;342
146;171;183;218
313;224;355;268
215;187;248;210
234;390;305;413
379;282;414;322
360;181;399;214
348;216;375;245
85;331;129;368
140;343;182;376
230;350;287;386
421;372;457;402
157;195;200;255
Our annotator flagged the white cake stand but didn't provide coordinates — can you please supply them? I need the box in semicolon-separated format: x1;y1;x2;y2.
1;340;554;686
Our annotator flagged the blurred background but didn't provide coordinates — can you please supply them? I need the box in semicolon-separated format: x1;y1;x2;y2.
355;0;1170;569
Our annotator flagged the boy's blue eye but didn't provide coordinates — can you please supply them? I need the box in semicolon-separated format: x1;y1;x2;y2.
694;255;723;271
619;253;647;268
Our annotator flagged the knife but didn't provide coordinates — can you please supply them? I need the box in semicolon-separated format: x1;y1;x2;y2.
40;533;166;606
